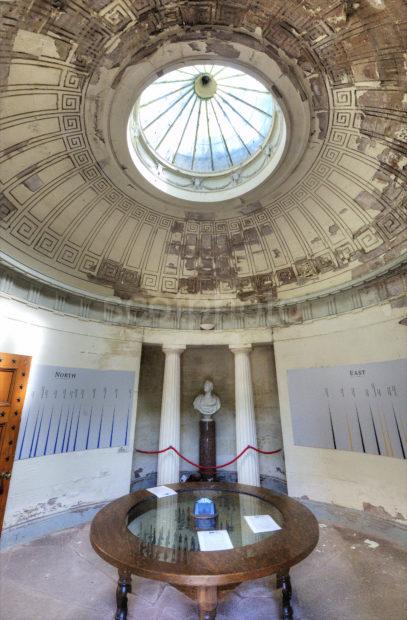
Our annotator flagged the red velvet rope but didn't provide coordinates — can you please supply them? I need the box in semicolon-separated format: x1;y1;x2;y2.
136;444;282;470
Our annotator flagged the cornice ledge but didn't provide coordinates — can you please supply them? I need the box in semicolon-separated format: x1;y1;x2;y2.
0;252;405;331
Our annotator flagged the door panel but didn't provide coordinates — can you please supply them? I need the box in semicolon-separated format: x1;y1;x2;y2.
0;368;16;405
0;353;32;534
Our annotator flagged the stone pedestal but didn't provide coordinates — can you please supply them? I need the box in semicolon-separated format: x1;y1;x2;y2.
199;419;216;481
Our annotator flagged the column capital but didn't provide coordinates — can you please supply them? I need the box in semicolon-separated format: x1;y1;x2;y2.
229;344;252;355
162;344;186;355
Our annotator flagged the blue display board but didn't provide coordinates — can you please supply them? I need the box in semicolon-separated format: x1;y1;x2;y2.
16;365;135;460
288;359;406;459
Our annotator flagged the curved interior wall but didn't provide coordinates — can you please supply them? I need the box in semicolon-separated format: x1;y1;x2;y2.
0;0;406;549
0;290;406;548
0;294;142;547
274;302;407;521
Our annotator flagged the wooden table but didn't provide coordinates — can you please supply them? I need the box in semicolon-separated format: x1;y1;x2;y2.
90;482;319;620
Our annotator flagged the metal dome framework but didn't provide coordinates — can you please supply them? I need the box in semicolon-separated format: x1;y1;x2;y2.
128;64;287;202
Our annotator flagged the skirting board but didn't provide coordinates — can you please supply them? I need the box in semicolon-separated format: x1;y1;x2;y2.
0;501;107;550
130;471;288;495
1;496;405;551
301;499;407;550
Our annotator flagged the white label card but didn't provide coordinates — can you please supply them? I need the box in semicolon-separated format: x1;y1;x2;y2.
147;486;177;498
197;530;234;552
244;514;281;534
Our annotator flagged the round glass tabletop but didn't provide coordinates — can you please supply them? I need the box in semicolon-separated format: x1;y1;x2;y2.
127;490;283;557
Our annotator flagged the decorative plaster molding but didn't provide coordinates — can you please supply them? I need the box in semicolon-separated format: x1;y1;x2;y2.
0;254;405;331
1;4;406;305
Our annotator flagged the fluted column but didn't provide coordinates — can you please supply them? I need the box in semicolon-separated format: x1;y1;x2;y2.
157;345;186;485
229;345;260;486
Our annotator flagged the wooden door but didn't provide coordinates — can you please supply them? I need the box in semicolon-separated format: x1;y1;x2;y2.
0;353;32;534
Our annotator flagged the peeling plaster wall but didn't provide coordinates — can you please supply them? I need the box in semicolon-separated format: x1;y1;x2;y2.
0;295;142;532
131;345;163;483
1;285;406;545
252;346;285;481
274;303;407;520
132;344;285;486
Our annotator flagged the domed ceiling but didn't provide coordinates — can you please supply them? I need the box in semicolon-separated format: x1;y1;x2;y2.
0;0;406;310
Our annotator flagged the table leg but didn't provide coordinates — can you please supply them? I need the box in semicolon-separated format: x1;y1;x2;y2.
277;572;293;619
115;570;132;620
197;585;217;620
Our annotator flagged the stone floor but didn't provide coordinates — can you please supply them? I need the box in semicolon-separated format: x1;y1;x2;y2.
0;521;406;620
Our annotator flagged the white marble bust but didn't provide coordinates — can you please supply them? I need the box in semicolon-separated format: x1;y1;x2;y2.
193;380;221;420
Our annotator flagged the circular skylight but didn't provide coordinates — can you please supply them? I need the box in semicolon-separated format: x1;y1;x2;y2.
137;65;274;175
128;63;287;202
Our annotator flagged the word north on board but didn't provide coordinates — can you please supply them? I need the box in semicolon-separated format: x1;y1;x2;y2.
54;371;77;379
16;365;135;460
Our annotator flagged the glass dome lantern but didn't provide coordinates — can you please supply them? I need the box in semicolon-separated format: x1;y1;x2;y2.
128;64;287;202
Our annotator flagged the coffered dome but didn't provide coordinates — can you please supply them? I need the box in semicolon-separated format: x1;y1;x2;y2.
0;0;406;312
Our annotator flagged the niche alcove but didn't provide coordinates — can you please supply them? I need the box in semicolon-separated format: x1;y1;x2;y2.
132;344;285;492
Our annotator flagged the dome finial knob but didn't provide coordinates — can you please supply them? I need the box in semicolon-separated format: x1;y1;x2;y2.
194;73;217;98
